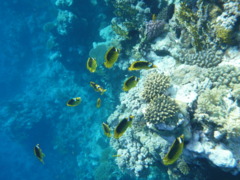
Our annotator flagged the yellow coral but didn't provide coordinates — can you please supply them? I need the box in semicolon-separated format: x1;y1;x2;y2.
215;26;232;44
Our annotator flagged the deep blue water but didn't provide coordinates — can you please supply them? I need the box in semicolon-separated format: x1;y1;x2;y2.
0;1;116;180
1;1;240;180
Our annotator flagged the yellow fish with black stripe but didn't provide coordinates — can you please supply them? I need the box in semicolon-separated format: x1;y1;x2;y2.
128;61;157;71
162;135;184;165
86;57;97;73
112;155;121;157
90;82;107;95
122;76;140;91
96;98;101;108
104;47;120;68
34;144;45;164
114;115;134;139
102;122;111;137
66;97;82;107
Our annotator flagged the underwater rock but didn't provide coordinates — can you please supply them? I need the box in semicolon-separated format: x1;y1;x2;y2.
208;145;237;169
186;131;240;174
213;131;224;141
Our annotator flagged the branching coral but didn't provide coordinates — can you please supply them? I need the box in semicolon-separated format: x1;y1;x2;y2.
215;26;233;44
214;0;240;43
195;86;240;138
144;94;179;125
174;0;240;68
142;72;170;102
109;0;149;36
109;125;169;177
176;2;203;51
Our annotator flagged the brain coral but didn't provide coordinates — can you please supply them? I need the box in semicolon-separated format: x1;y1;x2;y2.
178;47;224;68
203;65;240;88
142;72;170;102
144;94;179;125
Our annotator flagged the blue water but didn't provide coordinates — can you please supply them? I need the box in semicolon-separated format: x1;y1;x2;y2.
0;1;118;180
1;1;240;180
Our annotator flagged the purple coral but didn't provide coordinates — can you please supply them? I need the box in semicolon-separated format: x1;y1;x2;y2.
144;20;165;41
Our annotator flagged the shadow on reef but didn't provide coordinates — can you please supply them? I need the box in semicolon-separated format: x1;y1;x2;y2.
198;159;240;180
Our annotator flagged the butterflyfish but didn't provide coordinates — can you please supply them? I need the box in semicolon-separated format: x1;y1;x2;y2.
162;135;184;165
122;76;140;91
128;61;157;71
114;115;134;139
34;144;45;164
112;155;121;157
152;14;157;22
86;57;97;73
90;82;107;95
102;122;111;137
96;98;101;108
104;47;120;68
66;97;82;107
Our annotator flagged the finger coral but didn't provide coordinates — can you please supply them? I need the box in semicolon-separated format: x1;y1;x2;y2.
142;72;170;102
144;94;179;125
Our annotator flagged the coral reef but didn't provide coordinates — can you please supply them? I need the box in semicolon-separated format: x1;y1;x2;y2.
178;48;224;68
144;20;165;41
107;0;150;39
144;94;179;125
171;0;240;68
110;126;169;177
195;86;240;138
142;72;170;102
214;0;240;43
202;65;240;88
23;0;240;179
93;148;124;180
